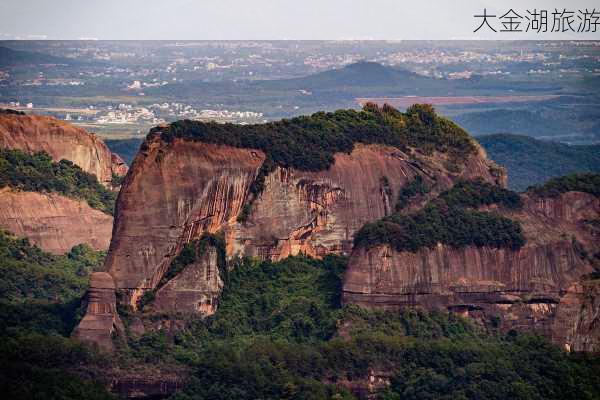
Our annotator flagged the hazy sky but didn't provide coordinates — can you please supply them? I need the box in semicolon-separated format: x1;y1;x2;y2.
0;0;599;40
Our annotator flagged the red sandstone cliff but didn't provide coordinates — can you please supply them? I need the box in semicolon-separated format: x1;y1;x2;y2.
342;191;600;351
0;188;113;254
0;112;128;186
104;133;501;309
0;112;121;253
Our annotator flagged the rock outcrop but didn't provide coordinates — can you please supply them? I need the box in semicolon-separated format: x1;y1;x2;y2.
151;244;223;315
73;272;124;352
0;111;127;186
552;280;600;352
0;188;113;254
104;132;501;308
343;191;600;349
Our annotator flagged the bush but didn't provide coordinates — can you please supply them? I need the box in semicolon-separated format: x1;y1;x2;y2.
355;180;525;252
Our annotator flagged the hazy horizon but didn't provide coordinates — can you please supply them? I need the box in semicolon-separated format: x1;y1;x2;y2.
1;0;599;40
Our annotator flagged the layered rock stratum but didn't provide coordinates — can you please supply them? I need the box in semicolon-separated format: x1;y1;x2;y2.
0;110;128;186
73;272;124;352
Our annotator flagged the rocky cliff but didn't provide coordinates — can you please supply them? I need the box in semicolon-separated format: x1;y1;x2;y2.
73;272;124;352
343;190;600;351
105;131;500;308
78;106;598;356
0;111;127;186
0;187;113;254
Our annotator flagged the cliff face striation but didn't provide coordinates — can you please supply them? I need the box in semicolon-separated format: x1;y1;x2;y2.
0;111;127;186
104;106;501;309
79;106;598;355
343;189;600;352
0;188;113;254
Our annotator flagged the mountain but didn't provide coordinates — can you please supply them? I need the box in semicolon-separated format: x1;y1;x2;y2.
264;61;431;90
0;46;75;67
1;104;598;399
0;111;125;253
75;104;599;358
0;110;128;186
478;134;600;191
345;175;600;352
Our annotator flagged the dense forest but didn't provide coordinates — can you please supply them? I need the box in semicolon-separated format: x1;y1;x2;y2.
0;149;116;215
158;103;476;172
0;230;113;399
355;179;525;251
2;231;599;399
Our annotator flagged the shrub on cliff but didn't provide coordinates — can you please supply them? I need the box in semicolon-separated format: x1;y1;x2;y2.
0;148;116;215
355;180;525;252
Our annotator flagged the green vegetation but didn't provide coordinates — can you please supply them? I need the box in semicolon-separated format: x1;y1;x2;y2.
0;149;116;215
355;180;525;252
158;103;476;173
0;230;112;399
158;104;475;222
395;175;429;211
0;334;114;400
0;108;26;115
122;254;599;400
3;230;599;399
439;179;522;209
528;173;600;198
0;230;105;303
478;134;600;191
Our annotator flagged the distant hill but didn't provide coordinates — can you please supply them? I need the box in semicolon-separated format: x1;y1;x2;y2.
267;61;431;90
478;133;600;191
0;46;75;67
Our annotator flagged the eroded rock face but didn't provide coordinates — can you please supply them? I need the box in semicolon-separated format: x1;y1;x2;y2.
105;135;501;309
152;245;223;315
343;191;600;347
105;137;265;298
0;188;113;254
0;112;128;186
73;272;124;352
553;280;600;353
